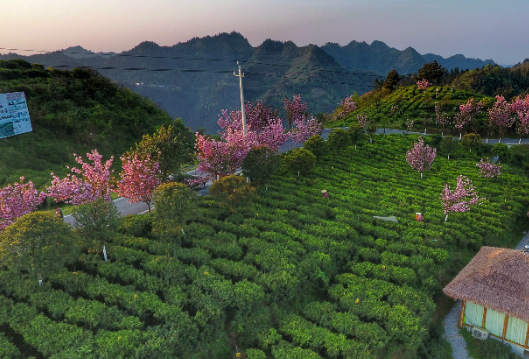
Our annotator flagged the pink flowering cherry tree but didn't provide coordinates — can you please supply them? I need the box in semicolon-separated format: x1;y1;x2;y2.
406;137;437;179
335;96;357;119
47;149;114;205
357;113;368;128
511;94;529;143
115;153;161;212
0;177;47;230
476;159;501;179
284;94;322;143
435;102;452;137
489;95;515;142
454;98;483;138
289;116;323;144
440;175;481;222
196;101;289;181
284;94;309;129
195;133;248;181
417;79;431;90
357;113;377;143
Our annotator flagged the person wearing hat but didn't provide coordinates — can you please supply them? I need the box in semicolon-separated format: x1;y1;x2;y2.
55;208;64;219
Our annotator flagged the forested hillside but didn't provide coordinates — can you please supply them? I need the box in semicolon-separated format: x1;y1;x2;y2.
0;32;498;133
331;60;529;139
0;59;191;188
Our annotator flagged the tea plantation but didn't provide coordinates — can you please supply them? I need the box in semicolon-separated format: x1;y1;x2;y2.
1;134;528;359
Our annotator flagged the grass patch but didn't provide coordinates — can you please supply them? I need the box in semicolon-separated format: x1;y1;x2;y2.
460;328;520;359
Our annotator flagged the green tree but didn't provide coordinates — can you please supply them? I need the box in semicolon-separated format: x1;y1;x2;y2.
0;212;78;282
127;123;194;180
365;121;378;143
303;134;328;159
461;133;482;152
152;182;198;240
383;69;400;91
346;124;366;149
210;175;257;212
242;145;281;188
417;60;445;84
491;143;511;163
327;129;351;152
283;148;317;176
440;136;460;160
71;198;120;250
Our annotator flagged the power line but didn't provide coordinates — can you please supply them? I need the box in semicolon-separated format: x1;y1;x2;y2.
51;65;234;74
242;59;380;78
43;64;375;88
0;46;382;80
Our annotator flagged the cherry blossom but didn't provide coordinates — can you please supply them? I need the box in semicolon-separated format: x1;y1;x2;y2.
476;159;501;179
0;177;46;230
115;153;161;212
440;175;481;222
47;149;114;205
417;79;431;90
406;137;437;178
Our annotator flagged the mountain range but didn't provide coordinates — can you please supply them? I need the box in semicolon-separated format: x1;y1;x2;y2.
0;32;496;133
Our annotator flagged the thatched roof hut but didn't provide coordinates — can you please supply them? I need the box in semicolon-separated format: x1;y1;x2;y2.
443;246;529;322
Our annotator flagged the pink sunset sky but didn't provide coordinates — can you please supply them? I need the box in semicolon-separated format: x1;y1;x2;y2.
2;0;528;65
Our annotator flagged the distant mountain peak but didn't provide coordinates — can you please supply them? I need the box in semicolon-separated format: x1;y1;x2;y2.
60;45;96;58
134;41;161;50
370;40;390;50
63;45;90;52
321;40;495;75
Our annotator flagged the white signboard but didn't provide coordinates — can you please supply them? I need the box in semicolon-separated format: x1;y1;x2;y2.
0;92;32;139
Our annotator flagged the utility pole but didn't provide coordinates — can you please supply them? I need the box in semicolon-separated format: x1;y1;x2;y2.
233;61;247;136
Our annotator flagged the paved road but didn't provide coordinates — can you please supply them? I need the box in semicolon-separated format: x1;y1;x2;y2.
63;197;150;226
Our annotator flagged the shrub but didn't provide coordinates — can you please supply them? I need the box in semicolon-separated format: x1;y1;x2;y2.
461;327;519;359
439;136;460;158
0;332;20;359
209;258;259;281
242;145;281;188
119;213;153;237
283;148;317;176
462;133;482;152
327;128;351;151
210;175;257;212
0;212;78;282
72;198;120;246
509;144;529;168
491;143;511;163
94;329;143;359
346;124;366;148
304;134;328;158
246;348;267;359
152;182;198;241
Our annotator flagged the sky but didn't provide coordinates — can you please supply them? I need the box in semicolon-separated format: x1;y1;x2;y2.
2;0;528;66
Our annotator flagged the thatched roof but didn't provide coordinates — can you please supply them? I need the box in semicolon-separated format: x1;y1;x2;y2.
443;246;529;322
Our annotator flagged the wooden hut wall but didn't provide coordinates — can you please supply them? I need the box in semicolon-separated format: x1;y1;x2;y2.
463;300;529;347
